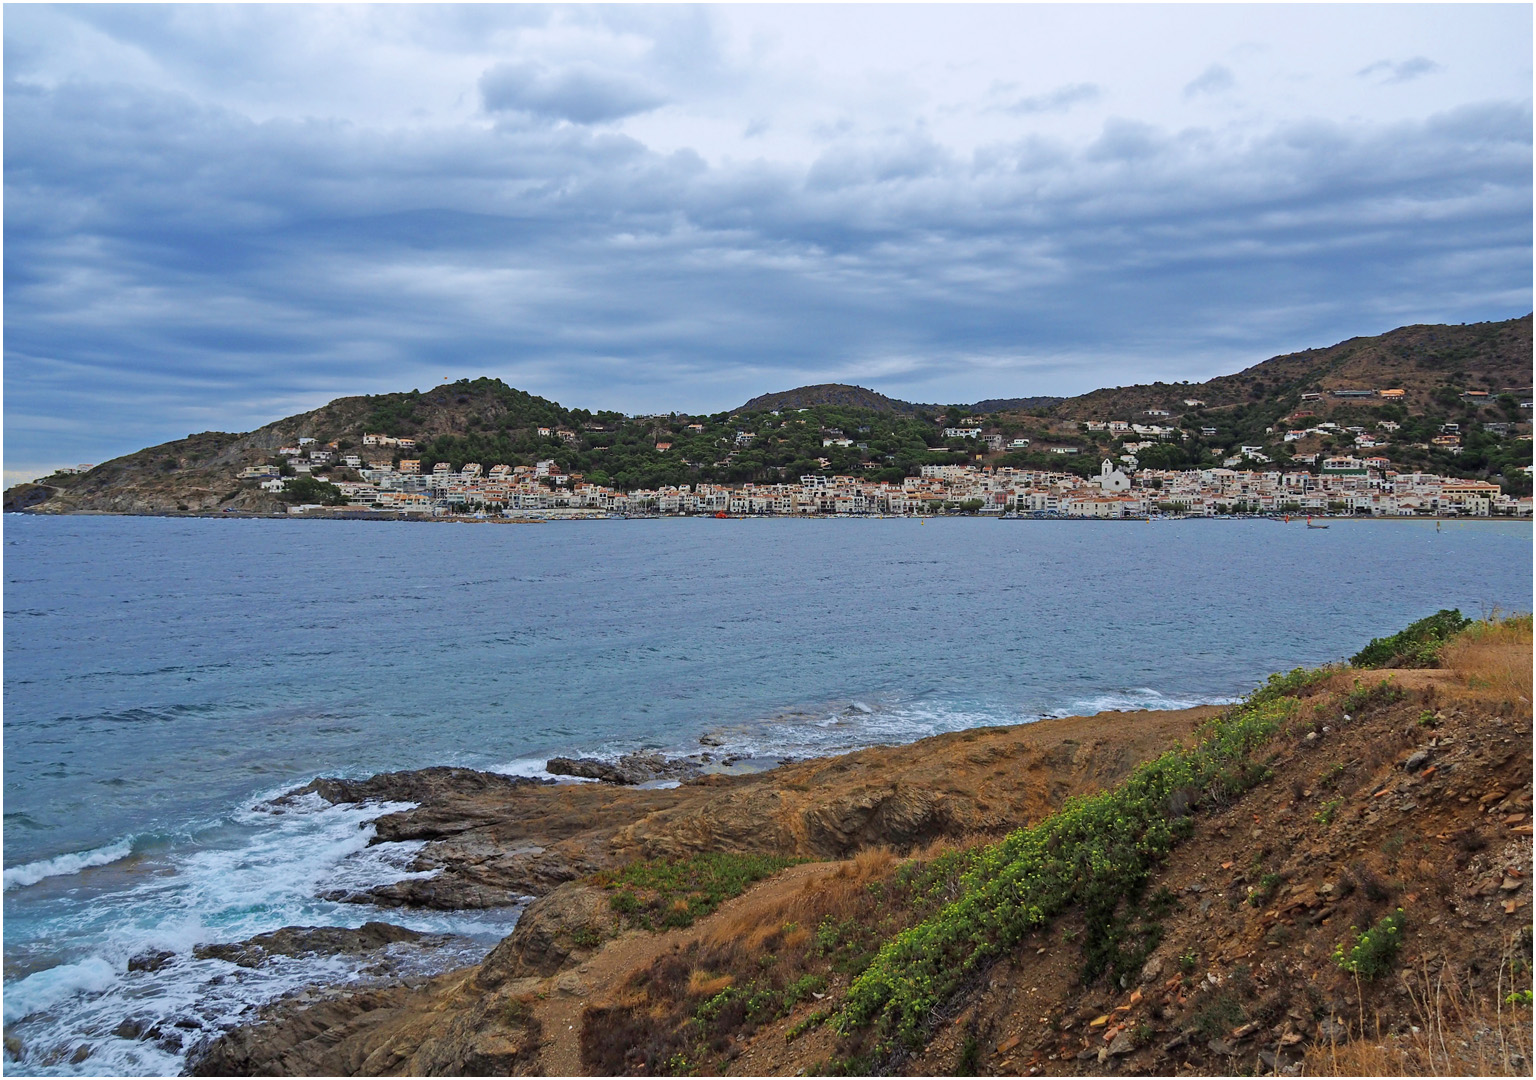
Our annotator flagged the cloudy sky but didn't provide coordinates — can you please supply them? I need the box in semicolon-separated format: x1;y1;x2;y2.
4;3;1532;481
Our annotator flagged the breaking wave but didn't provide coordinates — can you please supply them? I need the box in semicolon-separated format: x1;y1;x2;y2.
4;838;136;892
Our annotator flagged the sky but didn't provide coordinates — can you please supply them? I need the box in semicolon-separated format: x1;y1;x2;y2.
4;3;1532;483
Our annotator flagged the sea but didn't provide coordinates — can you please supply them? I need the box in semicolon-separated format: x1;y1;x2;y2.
3;513;1532;1074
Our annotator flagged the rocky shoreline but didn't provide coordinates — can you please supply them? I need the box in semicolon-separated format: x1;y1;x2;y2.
167;705;1222;1074
149;657;1536;1079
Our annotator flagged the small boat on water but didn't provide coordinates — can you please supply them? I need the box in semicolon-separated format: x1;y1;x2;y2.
1306;516;1329;529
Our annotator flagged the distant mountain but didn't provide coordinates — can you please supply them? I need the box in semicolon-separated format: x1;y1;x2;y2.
734;384;918;414
733;385;1065;415
968;396;1065;414
1051;315;1532;420
6;378;588;516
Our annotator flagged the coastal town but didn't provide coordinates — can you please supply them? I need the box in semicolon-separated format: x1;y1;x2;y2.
241;423;1533;520
21;357;1531;521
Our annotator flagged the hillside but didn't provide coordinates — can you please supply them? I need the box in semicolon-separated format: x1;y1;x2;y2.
2;378;587;516
1053;315;1532;420
180;614;1533;1077
970;396;1066;414
6;379;954;514
732;386;1066;416
735;384;919;414
5;315;1532;515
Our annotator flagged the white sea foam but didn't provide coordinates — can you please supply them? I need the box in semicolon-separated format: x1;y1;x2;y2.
1041;688;1238;719
4;838;135;891
2;957;120;1023
2;789;516;1077
686;689;1233;768
486;756;597;782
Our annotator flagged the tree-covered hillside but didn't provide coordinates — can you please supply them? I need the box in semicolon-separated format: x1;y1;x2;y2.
413;401;964;489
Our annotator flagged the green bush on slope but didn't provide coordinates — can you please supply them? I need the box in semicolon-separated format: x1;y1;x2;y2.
835;666;1328;1049
1350;609;1471;669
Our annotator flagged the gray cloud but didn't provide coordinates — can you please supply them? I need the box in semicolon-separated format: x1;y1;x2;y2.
1183;64;1235;97
1358;56;1443;83
2;8;1530;477
479;60;667;124
1003;82;1101;115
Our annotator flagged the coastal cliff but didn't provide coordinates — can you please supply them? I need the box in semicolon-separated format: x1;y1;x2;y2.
181;616;1533;1077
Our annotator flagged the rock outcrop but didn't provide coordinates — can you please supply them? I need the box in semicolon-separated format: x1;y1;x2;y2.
184;705;1226;1075
192;923;430;969
545;751;702;785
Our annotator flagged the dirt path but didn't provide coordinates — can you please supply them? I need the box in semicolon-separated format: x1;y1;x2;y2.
532;861;839;1076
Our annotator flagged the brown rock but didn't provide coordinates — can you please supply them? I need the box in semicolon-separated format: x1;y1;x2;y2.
275;767;548;809
127;949;176;973
476;884;615;986
192;923;428;968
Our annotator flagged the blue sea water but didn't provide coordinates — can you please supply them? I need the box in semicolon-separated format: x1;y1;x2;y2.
2;513;1531;1073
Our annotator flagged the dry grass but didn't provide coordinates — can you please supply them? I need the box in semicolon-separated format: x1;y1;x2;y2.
583;845;970;1074
701;847;900;954
688;970;734;997
1306;950;1533;1076
1440;614;1533;705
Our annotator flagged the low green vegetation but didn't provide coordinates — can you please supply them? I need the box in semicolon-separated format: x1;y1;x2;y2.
694;972;828;1033
1341;677;1407;714
1248;873;1283;908
596;852;806;931
1351;609;1471;669
1192;989;1247;1039
1332;909;1407;979
834;666;1326;1048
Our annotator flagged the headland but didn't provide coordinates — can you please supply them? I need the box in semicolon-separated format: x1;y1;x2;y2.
159;615;1532;1077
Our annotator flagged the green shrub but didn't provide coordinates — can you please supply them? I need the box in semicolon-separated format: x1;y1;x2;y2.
1332;909;1406;979
1351;610;1470;669
1193;990;1247;1038
835;688;1299;1047
570;926;604;949
955;1035;980;1075
786;1010;829;1041
1248;873;1282;907
1341;678;1406;715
